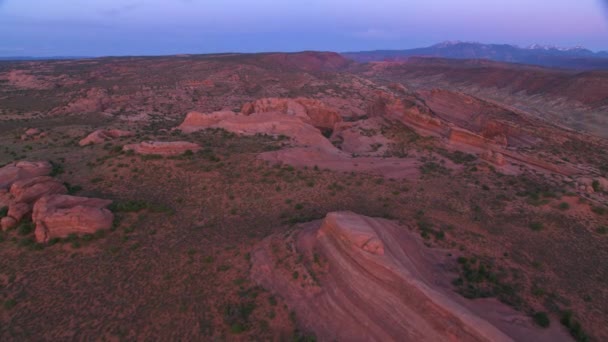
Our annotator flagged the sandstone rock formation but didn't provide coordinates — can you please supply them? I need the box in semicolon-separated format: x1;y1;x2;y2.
179;111;336;151
123;141;201;156
0;175;68;231
368;91;445;137
480;150;506;166
79;129;134;146
0;161;52;190
177;111;238;134
9;176;67;203
241;98;342;130
332;118;391;155
33;195;114;243
251;212;571;341
20;128;46;141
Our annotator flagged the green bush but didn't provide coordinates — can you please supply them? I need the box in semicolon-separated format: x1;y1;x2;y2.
591;206;606;215
532;312;550;328
592;180;600;192
560;311;589;342
529;222;544;231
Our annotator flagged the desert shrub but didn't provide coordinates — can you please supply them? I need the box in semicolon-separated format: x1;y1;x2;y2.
597;226;607;235
0;207;7;218
223;301;256;334
17;221;34;236
49;160;64;176
3;299;16;310
452;256;523;309
529;222;544;231
560;311;589;342
592;180;600;192
293;330;317;342
109;200;173;213
591;206;606;215
558;202;570;210
64;182;83;195
140;154;163;161
532;312;550;328
109;200;147;212
420;161;450;175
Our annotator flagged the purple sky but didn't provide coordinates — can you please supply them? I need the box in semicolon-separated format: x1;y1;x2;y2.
0;0;607;56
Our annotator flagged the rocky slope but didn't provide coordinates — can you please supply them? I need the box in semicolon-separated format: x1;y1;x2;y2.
251;211;572;341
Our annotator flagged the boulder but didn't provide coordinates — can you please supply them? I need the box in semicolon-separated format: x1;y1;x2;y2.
9;176;67;203
0;161;52;189
123;141;201;156
1;202;31;231
32;195;114;243
79;129;133;146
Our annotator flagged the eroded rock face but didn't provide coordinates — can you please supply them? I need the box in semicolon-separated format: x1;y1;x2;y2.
33;195;113;243
1;203;31;231
251;212;571;342
179;111;337;151
241;98;342;130
368;91;444;137
79;129;134;146
0;161;52;190
481;150;506;166
123;141;201;156
177;111;237;133
9;176;67;203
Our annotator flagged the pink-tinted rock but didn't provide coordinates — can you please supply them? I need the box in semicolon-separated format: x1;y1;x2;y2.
241;98;342;130
32;195;114;243
0;189;10;208
480;150;506;166
177;111;237;133
0;161;52;189
10;176;67;203
123;141;201;156
1;202;31;231
79;129;134;146
0;217;16;231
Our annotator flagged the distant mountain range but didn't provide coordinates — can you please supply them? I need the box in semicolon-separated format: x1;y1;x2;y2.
342;41;608;70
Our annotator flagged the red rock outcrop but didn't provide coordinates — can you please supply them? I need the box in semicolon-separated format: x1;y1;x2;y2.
20;128;46;141
9;176;67;203
79;129;134;146
1;176;68;230
368;91;445;137
33;195;114;243
241;98;342;130
0;202;31;231
177;111;237;133
123;141;201;156
448;126;499;150
480;150;506;166
179;111;337;151
0;161;52;189
251;212;571;341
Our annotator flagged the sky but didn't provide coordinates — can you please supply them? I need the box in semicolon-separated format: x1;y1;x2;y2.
0;0;607;57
